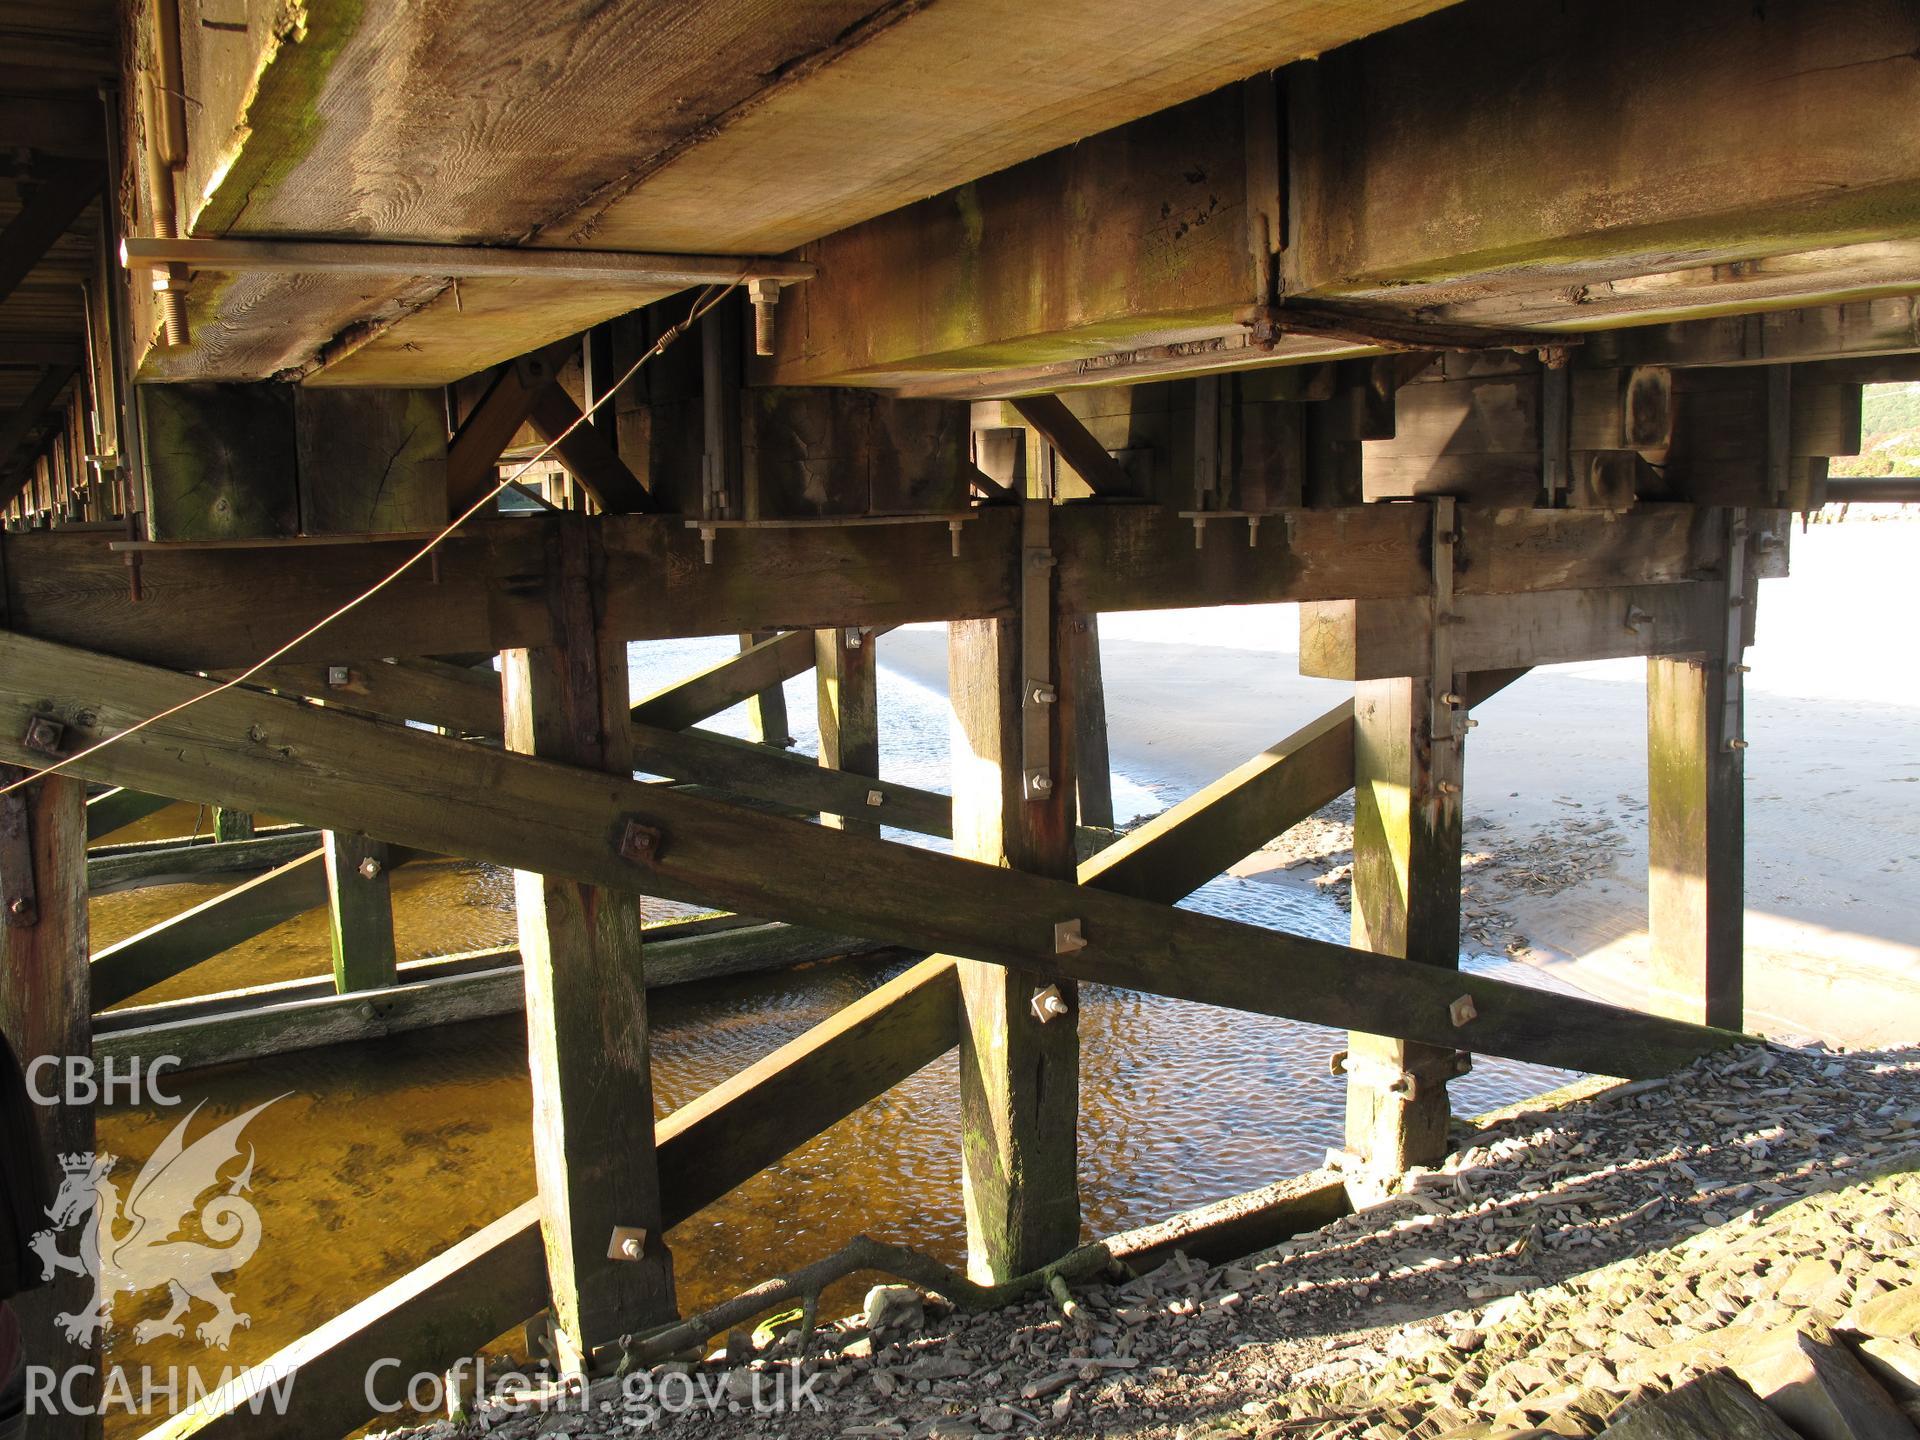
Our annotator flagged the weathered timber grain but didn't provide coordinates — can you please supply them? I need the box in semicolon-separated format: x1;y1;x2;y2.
950;591;1080;1283
502;520;674;1363
323;831;397;993
816;626;880;836
0;773;98;1432
1344;678;1461;1174
4;506;1750;671
1648;656;1745;1030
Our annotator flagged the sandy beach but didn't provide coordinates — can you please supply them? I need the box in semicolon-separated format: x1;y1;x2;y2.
879;516;1920;1050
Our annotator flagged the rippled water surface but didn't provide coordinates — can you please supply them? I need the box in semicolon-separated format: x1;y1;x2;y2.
89;637;1577;1431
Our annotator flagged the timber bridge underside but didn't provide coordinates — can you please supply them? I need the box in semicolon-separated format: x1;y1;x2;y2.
1;0;1917;1432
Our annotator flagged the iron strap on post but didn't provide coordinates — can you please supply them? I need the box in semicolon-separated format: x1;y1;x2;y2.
1021;499;1056;802
1722;507;1750;753
0;765;34;927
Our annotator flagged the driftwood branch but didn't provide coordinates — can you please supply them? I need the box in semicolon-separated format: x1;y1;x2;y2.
610;1233;1122;1369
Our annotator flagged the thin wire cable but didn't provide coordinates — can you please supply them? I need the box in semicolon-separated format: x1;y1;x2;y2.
1;281;739;799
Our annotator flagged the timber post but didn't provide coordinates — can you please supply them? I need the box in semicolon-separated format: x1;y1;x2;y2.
323;830;397;993
1647;510;1751;1030
1342;676;1466;1182
0;770;102;1436
211;806;254;842
738;629;794;748
949;498;1081;1283
1067;614;1115;830
502;518;675;1371
815;625;880;835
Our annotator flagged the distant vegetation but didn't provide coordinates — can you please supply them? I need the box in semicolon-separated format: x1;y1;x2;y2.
1831;381;1920;476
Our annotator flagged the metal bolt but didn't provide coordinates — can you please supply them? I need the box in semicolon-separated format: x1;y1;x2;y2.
1726;738;1750;752
1054;918;1088;955
607;1225;650;1262
1437;780;1461;795
327;666;353;689
1449;995;1478;1028
1328;1049;1349;1076
1030;985;1070;1024
21;715;64;756
1027;772;1053;796
748;277;781;357
619;820;666;865
1729;663;1752;675
1028;682;1057;707
358;856;383;880
865;789;884;808
7;897;33;922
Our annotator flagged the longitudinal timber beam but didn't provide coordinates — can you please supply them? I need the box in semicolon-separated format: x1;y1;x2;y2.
2;504;1754;673
0;630;1743;1080
764;0;1920;393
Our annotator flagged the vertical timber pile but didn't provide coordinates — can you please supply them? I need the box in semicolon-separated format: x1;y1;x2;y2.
0;771;101;1435
503;519;674;1371
1066;615;1115;830
949;499;1081;1282
738;630;794;748
1647;510;1749;1030
816;626;879;836
324;831;397;993
1343;682;1465;1179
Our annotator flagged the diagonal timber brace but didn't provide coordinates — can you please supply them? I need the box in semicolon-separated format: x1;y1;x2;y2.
139;692;1393;1438
0;631;1740;1079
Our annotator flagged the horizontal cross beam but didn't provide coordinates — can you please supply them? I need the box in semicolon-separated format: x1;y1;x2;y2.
3;503;1748;672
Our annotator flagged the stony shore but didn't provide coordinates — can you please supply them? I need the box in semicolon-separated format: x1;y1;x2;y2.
387;1039;1920;1439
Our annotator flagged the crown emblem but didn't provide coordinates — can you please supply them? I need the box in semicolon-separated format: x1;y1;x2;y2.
58;1151;113;1174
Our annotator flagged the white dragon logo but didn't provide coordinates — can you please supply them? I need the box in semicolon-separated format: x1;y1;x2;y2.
28;1097;283;1350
